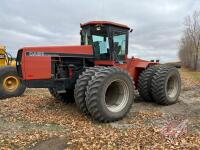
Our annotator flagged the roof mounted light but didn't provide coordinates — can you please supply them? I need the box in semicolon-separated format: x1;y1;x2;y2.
96;26;101;31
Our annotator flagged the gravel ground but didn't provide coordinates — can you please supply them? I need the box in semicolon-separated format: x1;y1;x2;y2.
0;69;200;150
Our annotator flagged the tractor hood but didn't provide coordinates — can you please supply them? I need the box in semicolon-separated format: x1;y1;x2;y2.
21;45;94;57
16;45;94;80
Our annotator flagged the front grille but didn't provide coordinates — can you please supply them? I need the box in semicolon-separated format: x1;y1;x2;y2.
16;49;23;78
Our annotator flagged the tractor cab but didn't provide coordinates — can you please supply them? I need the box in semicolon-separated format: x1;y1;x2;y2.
80;21;130;63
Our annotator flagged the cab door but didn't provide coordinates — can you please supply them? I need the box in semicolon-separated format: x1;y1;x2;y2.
111;29;129;69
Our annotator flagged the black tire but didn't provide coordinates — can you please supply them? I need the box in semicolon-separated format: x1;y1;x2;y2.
138;65;159;102
85;67;135;122
0;66;26;99
48;88;74;103
74;66;105;114
151;66;181;105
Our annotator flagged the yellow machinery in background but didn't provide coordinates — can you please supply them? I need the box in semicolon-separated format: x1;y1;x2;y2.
0;45;26;99
0;45;16;66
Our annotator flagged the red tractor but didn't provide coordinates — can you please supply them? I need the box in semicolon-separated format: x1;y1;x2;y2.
16;21;181;122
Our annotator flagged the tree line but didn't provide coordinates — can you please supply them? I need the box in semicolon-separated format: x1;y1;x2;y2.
179;11;200;71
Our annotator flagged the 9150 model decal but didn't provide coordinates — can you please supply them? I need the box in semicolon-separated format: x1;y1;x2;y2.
26;52;44;56
26;52;60;57
26;51;94;58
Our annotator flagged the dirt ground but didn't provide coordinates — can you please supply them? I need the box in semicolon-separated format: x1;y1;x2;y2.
0;69;200;150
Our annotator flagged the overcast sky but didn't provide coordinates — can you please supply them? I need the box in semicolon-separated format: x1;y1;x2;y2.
0;0;199;62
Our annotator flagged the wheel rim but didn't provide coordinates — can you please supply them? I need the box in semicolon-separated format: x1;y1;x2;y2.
3;76;20;92
166;74;179;98
105;79;129;112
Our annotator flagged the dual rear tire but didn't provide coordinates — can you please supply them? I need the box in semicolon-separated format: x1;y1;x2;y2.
138;65;181;105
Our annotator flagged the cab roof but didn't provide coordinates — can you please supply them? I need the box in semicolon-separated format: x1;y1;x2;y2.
81;21;130;30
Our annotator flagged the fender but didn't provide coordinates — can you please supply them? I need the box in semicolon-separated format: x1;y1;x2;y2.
126;58;158;87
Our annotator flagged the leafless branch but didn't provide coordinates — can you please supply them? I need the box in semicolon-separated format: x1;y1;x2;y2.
179;11;200;70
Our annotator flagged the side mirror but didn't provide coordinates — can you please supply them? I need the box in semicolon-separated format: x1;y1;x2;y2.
130;29;133;33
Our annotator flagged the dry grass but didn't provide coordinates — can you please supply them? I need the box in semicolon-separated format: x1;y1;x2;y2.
181;68;200;82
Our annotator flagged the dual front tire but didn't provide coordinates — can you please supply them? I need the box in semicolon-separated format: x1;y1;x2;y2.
74;67;135;122
48;67;135;123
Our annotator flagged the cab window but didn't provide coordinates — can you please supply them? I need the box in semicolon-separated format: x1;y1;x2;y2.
92;35;110;60
113;32;127;61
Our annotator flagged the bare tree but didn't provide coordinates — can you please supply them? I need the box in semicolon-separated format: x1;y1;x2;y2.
179;35;193;68
179;11;200;70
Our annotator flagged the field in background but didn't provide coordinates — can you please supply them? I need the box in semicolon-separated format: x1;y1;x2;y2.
165;61;200;81
182;68;200;82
